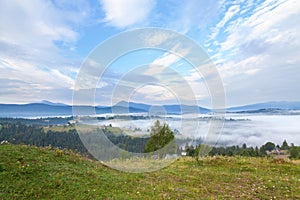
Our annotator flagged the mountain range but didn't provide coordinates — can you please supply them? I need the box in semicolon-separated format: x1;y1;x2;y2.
0;100;300;118
227;101;300;111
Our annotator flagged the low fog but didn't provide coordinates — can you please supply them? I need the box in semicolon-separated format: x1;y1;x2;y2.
97;113;300;147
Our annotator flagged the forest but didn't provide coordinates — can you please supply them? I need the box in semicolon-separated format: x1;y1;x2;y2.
1;117;300;159
0;118;149;157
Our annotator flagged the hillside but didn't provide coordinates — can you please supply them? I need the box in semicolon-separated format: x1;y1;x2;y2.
1;144;300;199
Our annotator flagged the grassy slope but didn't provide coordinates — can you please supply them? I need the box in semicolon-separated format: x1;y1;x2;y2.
0;144;299;199
44;125;123;135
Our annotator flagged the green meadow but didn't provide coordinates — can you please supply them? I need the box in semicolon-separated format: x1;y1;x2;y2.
1;144;299;199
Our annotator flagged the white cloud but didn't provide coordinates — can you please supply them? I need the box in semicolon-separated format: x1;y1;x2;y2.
210;5;240;39
0;57;74;89
145;53;181;75
0;0;89;72
0;0;85;49
152;53;180;67
182;69;210;101
219;0;300;52
245;68;261;75
51;69;75;88
134;85;175;101
100;0;155;28
209;0;300;105
141;30;175;47
167;0;224;34
0;0;91;103
143;43;191;75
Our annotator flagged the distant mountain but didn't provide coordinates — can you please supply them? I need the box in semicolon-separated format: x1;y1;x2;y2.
1;101;300;118
114;101;210;114
114;101;151;111
0;103;73;118
228;101;300;112
40;100;67;106
231;108;292;114
116;106;147;113
0;102;147;118
163;104;210;114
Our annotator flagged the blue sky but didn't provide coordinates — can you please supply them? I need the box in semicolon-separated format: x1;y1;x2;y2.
0;0;299;107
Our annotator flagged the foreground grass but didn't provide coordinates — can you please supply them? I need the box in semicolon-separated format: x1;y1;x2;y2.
0;144;299;199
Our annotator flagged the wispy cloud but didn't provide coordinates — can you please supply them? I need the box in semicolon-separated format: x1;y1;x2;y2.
100;0;155;28
145;53;181;75
206;0;300;105
210;4;240;39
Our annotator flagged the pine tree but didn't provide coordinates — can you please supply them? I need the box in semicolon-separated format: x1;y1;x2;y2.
144;120;175;156
281;139;289;150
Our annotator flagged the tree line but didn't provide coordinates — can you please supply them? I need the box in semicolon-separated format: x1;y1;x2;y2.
0;122;149;157
1;119;300;159
184;140;300;159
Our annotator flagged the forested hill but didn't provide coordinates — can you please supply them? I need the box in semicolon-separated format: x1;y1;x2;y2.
0;121;149;155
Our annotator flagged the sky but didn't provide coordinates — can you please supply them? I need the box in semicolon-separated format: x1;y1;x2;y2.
0;0;299;107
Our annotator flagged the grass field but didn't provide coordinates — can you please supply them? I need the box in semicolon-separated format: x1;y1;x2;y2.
43;124;75;132
0;144;299;199
44;124;123;135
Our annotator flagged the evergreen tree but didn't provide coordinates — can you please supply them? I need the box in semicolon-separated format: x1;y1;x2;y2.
289;146;300;159
144;120;175;155
281;139;289;150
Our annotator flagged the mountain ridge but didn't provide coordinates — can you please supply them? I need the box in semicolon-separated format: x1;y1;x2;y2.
1;101;300;118
227;101;300;111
